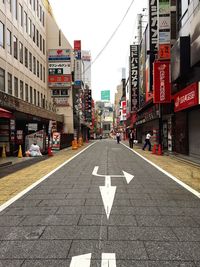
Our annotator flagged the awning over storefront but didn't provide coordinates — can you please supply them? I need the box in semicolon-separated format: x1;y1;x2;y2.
0;108;13;119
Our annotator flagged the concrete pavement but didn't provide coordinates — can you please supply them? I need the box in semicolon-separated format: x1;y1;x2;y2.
0;139;200;266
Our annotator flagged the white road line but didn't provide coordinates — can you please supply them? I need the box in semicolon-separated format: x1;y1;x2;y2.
121;143;200;199
0;142;96;213
101;253;116;267
70;253;91;267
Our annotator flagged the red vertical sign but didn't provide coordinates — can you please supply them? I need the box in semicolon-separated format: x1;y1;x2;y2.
153;61;171;103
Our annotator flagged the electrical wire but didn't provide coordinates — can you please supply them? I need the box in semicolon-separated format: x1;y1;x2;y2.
82;0;136;75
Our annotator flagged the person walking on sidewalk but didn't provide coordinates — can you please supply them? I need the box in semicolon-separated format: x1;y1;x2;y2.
116;132;121;144
143;131;152;151
128;129;134;148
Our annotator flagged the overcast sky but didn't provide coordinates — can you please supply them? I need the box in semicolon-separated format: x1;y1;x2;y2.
49;0;147;103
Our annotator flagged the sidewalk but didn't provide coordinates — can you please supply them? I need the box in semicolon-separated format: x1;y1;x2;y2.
122;140;200;193
0;143;92;206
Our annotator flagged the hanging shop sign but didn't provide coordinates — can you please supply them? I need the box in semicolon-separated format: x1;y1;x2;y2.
158;44;170;60
174;82;200;112
153;61;171;103
149;0;158;53
130;45;139;112
48;49;71;61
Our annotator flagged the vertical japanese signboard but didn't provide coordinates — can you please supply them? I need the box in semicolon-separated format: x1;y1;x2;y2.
153;61;171;103
130;45;139;112
158;0;171;60
74;40;82;87
148;0;158;92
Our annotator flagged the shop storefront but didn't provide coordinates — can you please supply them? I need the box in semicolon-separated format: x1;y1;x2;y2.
174;82;200;158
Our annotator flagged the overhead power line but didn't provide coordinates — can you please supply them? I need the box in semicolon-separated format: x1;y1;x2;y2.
82;0;136;75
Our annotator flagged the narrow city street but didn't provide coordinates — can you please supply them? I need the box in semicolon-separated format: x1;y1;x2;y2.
0;140;200;266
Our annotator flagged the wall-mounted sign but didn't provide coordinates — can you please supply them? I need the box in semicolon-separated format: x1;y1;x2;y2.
28;123;38;131
158;44;171;60
48;75;72;87
48;62;71;75
54;97;69;107
153;61;171;103
174;82;199;112
48;49;71;61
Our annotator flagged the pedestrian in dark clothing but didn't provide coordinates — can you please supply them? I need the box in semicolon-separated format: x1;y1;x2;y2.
128;129;134;148
143;131;152;151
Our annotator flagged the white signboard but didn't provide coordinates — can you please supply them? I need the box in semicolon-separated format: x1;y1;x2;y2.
48;49;71;61
54;97;69;106
48;62;71;75
159;16;170;30
74;59;82;84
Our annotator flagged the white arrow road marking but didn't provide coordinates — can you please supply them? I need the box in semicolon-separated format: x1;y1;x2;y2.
101;253;116;267
70;253;91;267
100;176;116;219
92;166;134;219
123;171;134;184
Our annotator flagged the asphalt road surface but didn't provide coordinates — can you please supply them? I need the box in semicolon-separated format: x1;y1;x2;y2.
0;139;200;266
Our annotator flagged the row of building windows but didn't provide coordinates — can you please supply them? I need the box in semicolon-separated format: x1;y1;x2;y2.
0;67;55;111
0;21;46;83
1;0;45;28
0;18;45;56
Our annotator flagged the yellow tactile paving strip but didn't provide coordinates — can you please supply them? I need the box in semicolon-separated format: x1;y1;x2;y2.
0;145;90;205
133;146;200;193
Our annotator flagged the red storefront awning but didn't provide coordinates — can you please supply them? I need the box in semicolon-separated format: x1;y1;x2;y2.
0;108;13;119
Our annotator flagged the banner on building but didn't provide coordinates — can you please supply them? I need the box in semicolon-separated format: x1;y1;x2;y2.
153;61;171;103
130;45;139;112
174;82;199;112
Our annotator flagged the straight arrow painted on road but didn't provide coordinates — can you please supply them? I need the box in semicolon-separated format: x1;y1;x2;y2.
99;176;116;219
101;253;116;267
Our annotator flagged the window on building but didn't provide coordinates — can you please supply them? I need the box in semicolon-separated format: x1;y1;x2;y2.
0;68;5;92
34;88;36;105
19;3;23;27
29;0;31;5
37;91;40;106
32;24;35;42
24;11;28;33
13;35;18;59
14;76;18;97
42;38;45;54
42;11;45;27
43;67;45;82
0;21;5;48
61;89;69;96
59;30;61;46
40;34;42;51
7;29;12;54
25;83;28;101
39;5;42;21
20;80;23;99
36;29;39;47
40;63;42;80
19;42;23;63
13;0;18;20
7;72;12;95
28;18;32;37
41;93;43;107
30;86;33;103
7;0;11;11
24;47;28;67
37;60;39;77
29;52;32;71
33;0;35;10
36;0;39;17
33;56;36;74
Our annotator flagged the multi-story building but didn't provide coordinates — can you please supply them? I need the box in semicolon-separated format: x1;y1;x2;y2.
171;0;200;159
0;0;74;156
